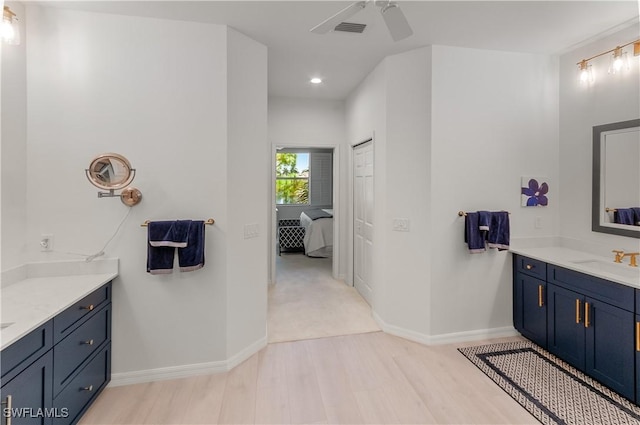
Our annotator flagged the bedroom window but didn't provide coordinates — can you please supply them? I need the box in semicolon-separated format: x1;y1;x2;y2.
276;152;310;205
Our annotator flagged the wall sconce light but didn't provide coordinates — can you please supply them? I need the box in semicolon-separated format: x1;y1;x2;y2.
577;59;595;84
2;6;20;45
608;46;629;74
576;38;639;85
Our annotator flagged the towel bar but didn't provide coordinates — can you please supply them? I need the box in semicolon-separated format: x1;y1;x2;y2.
141;218;215;227
458;210;511;217
605;208;618;213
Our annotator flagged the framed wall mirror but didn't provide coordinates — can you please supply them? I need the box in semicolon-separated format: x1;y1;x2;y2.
592;119;640;238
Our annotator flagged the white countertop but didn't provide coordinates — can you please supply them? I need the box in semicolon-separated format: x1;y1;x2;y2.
510;246;640;289
1;260;118;351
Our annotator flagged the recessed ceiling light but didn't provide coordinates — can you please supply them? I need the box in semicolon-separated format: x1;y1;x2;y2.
310;77;322;84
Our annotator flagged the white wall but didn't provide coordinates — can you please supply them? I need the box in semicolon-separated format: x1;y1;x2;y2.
559;24;640;253
225;28;268;359
430;45;559;336
1;1;28;271
21;5;268;377
346;45;560;341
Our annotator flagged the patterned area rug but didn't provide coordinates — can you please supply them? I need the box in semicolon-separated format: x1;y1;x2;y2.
458;341;640;425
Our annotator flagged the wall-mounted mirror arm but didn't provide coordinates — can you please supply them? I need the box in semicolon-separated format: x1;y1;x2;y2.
85;153;142;207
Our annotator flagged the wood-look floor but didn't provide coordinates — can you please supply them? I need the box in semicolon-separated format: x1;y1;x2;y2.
80;332;536;424
81;254;536;424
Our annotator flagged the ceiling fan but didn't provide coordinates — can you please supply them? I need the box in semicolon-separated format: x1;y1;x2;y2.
310;0;413;42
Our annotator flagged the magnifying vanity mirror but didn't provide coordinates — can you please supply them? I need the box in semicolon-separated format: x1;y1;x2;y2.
592;119;640;238
85;153;142;206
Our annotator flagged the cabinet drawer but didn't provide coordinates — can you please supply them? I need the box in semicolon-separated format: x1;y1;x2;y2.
636;289;640;312
54;283;111;343
548;265;634;312
1;320;53;381
53;344;110;425
514;255;547;280
53;305;110;396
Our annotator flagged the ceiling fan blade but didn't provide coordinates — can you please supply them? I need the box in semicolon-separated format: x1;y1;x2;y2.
380;3;413;42
310;1;367;34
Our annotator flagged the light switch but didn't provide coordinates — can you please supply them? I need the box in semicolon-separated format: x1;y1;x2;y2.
244;223;259;239
393;218;410;232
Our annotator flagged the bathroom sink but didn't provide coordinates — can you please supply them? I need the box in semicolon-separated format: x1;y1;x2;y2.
571;259;640;279
0;322;14;330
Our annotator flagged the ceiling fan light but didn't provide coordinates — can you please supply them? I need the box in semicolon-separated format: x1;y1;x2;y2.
380;3;413;42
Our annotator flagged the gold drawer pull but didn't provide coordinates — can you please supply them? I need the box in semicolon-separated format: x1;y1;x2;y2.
575;299;581;323
538;285;544;307
636;322;640;352
81;385;94;392
81;339;94;346
525;264;533;270
2;395;12;425
80;304;94;311
584;302;590;328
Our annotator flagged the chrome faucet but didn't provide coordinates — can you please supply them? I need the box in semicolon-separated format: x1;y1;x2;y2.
613;250;625;263
622;252;640;267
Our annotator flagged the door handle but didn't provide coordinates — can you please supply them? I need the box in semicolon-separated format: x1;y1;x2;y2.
2;395;12;425
636;322;640;352
538;285;544;307
575;299;581;323
584;302;590;328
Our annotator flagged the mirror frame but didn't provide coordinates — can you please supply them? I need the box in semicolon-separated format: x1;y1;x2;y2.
86;153;135;191
592;118;640;239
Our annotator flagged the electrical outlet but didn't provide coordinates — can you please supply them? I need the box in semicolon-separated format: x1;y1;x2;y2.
40;234;53;252
535;216;543;229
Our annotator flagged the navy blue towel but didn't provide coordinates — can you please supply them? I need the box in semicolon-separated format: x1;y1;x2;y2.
464;212;486;253
614;209;635;225
178;220;205;272
487;211;510;251
631;208;640;226
148;220;192;247
478;211;491;231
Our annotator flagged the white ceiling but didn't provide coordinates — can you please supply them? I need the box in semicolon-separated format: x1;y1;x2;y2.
38;1;639;100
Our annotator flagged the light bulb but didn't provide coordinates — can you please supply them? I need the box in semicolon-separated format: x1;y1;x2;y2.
609;47;629;74
310;78;322;84
1;7;19;45
577;60;594;85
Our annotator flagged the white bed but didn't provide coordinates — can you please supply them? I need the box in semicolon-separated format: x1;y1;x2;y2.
300;209;333;258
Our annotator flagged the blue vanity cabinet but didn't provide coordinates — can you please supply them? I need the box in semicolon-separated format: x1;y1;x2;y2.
0;282;112;425
547;265;635;400
1;322;54;425
513;255;548;347
547;283;586;369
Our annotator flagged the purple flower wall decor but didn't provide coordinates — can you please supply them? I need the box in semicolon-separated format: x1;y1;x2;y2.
521;177;549;207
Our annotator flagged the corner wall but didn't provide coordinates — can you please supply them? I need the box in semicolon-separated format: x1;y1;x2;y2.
346;45;560;342
22;5;268;379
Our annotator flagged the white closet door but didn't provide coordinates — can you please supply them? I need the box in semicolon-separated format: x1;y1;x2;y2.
353;141;373;305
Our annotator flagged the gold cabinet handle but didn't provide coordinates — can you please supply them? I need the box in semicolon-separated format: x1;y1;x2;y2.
81;339;94;346
525;264;533;270
2;395;12;425
80;304;94;311
81;385;94;392
538;285;544;307
585;302;590;328
636;322;640;352
576;299;581;323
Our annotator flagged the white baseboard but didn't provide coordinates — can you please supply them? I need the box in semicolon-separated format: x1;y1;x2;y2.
109;335;267;387
373;311;518;346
